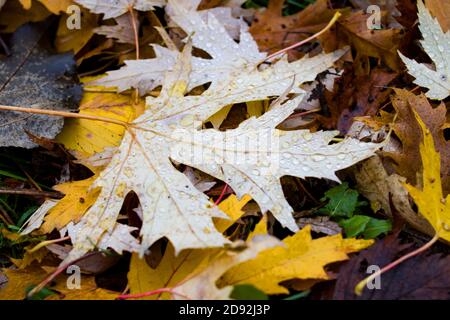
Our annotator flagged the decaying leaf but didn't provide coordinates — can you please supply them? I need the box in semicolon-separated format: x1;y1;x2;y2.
317;65;397;133
95;13;137;44
425;0;450;32
58;2;380;264
321;9;404;71
332;231;450;300
248;0;339;60
399;0;450;100
354;155;434;236
219;225;373;294
384;89;450;195
350;0;402;28
0;21;82;148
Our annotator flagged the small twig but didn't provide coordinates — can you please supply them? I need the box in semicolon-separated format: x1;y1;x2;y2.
0;35;10;56
262;12;342;63
17;165;42;192
289;108;321;119
0;188;63;199
128;7;140;60
0;205;14;225
355;233;439;295
128;6;141;104
294;178;320;205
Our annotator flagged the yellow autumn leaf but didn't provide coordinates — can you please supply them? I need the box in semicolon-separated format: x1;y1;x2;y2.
55;7;97;54
207;105;232;129
39;177;100;234
20;0;74;14
128;244;209;300
219;225;373;295
127;236;279;300
56;81;145;158
246;100;269;118
0;228;21;242
247;214;268;241
0;267;118;300
10;246;47;269
214;194;252;233
403;110;450;241
207;100;269;129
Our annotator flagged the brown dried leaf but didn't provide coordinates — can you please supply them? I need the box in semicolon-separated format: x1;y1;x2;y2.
317;65;397;133
385;89;450;194
249;0;339;60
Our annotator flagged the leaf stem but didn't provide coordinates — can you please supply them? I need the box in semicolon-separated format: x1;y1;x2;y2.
26;251;98;299
128;7;140;60
262;11;342;63
0;104;130;128
214;184;229;206
354;233;439;296
28;236;70;253
117;288;190;300
128;6;140;103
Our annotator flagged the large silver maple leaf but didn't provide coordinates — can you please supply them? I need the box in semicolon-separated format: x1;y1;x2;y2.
62;3;381;263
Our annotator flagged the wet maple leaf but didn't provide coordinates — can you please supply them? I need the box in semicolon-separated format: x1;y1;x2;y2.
56;3;380;264
75;0;165;19
399;0;450;100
